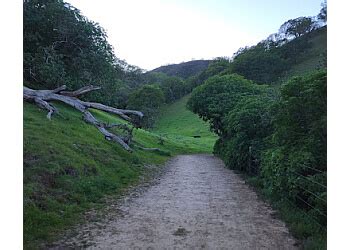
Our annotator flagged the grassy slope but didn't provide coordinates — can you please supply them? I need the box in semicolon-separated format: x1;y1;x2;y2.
280;26;327;81
24;97;216;248
152;95;218;153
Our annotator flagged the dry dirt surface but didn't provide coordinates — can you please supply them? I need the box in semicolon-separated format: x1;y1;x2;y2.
51;154;297;249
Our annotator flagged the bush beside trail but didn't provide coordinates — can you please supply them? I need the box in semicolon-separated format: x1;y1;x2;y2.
188;70;327;248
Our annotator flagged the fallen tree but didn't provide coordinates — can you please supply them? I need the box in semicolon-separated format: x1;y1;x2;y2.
23;85;144;151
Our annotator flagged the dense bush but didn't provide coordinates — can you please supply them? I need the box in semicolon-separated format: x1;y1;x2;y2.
261;71;327;225
187;74;263;135
188;70;327;229
215;95;275;174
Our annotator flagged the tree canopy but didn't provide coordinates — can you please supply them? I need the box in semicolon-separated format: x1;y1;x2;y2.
24;0;142;107
127;85;165;128
187;74;264;135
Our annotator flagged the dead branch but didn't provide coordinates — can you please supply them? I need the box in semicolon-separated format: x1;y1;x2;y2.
23;85;144;151
60;85;101;97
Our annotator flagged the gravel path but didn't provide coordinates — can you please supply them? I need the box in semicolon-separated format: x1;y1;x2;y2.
52;154;297;249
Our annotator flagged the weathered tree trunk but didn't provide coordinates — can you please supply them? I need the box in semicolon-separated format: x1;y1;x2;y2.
23;85;143;152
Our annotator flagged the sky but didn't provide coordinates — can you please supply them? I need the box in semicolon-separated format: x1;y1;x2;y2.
66;0;323;71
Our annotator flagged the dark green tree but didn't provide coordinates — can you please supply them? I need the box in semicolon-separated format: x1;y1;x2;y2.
24;0;143;108
187;74;263;135
127;85;165;128
160;77;188;103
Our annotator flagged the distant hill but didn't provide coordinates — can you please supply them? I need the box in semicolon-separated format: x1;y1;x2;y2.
148;60;212;79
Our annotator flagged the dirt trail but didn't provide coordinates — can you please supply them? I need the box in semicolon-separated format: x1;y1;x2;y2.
52;154;297;249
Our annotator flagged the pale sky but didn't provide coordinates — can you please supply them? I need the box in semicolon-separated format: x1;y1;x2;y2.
66;0;323;71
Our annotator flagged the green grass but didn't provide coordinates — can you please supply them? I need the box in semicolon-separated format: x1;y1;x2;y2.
152;95;218;153
24;97;216;249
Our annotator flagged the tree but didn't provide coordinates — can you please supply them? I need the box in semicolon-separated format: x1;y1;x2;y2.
228;44;288;84
127;85;165;128
23;85;143;151
279;17;316;39
160;77;187;103
23;0;142;108
318;1;327;22
187;74;263;135
188;58;231;90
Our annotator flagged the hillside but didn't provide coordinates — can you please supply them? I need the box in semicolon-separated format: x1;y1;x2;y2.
152;95;218;152
280;26;327;81
148;60;211;79
233;26;326;84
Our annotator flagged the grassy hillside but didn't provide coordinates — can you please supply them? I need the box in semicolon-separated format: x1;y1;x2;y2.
280;26;327;81
24;100;215;248
152;95;218;153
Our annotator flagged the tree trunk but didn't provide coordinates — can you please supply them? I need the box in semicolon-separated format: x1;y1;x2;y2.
23;85;144;152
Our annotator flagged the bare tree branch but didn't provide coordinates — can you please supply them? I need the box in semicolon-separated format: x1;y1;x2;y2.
60;85;101;97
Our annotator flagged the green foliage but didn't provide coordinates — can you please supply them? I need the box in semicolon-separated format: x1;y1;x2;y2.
261;71;327;217
279;26;327;80
140;73;191;104
127;85;165;110
127;85;165;128
160;76;188;103
215;96;275;174
23;0;142;108
229;44;289;84
187;58;231;90
187;26;326;88
187;74;263;135
189;70;327;248
224;25;326;85
142;72;171;86
279;17;317;39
